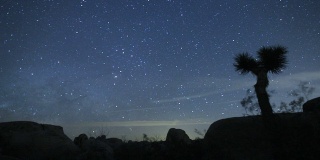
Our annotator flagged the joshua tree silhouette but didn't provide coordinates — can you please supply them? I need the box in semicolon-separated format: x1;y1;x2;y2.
234;45;288;117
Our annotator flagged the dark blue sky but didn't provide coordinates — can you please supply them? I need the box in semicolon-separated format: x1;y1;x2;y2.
1;0;319;139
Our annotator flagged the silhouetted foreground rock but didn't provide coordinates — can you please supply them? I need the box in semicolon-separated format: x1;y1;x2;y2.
166;128;192;145
0;121;115;160
303;97;320;112
74;134;114;160
2;111;320;159
204;112;320;159
0;121;80;160
114;137;205;160
73;128;204;160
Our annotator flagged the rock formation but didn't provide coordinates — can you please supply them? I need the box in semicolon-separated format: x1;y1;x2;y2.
166;128;191;145
303;97;320;112
74;134;114;160
0;121;80;160
204;113;320;159
74;133;89;149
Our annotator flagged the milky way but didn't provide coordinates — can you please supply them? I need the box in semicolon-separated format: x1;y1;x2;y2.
1;0;319;139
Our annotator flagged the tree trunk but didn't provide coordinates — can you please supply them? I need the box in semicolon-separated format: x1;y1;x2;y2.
254;70;273;117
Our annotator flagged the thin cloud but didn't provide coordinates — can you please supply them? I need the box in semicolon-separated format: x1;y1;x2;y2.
106;106;169;113
152;91;218;103
285;71;320;82
152;91;241;104
272;71;320;90
65;119;212;127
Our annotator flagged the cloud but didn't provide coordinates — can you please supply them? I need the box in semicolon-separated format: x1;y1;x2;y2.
152;91;218;103
106;106;169;113
226;71;320;92
152;92;240;104
284;71;320;82
151;76;255;104
272;71;320;90
153;71;320;105
65;119;212;127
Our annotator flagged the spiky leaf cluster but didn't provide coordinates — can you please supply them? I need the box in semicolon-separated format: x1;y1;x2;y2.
234;45;288;75
234;53;258;74
257;46;288;74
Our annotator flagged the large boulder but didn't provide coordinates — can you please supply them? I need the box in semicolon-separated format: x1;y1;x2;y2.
78;138;114;160
303;97;320;112
204;116;276;159
74;133;89;149
0;121;80;160
74;134;114;160
0;155;20;160
166;128;191;145
105;138;123;150
204;113;320;159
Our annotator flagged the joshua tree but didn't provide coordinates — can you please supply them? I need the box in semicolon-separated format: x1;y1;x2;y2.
234;45;288;117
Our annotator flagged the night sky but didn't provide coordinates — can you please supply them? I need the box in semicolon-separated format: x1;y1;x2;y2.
1;0;319;139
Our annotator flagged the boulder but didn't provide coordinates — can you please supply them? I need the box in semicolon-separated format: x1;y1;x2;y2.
0;155;21;160
82;139;113;152
303;97;320;112
166;128;191;145
105;138;123;150
204;116;274;159
0;121;80;160
74;133;88;149
78;139;114;160
73;133;115;160
204;113;320;159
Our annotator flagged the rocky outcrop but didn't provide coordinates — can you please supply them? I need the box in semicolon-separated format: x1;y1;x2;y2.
0;121;80;160
0;121;204;160
113;139;205;160
303;97;320;112
0;155;21;160
78;139;114;160
105;138;123;150
74;134;114;160
74;133;89;149
166;128;191;145
114;128;204;160
204;113;320;159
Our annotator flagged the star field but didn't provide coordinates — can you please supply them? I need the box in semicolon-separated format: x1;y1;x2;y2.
1;0;320;139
